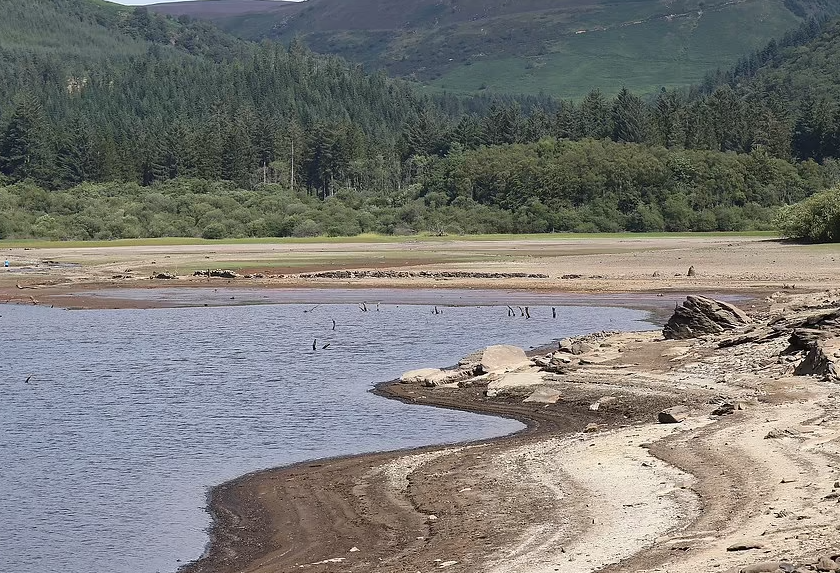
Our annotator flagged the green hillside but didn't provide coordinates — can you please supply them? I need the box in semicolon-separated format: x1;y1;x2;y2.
151;0;840;98
2;0;840;242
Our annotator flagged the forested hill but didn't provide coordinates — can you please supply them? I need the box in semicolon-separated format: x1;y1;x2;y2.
0;0;431;188
2;0;840;241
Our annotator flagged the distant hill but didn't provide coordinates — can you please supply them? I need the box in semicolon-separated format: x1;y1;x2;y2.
150;0;840;98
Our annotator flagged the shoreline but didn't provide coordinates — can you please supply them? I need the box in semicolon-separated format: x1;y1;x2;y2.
173;291;723;573
177;287;840;573
180;372;671;573
175;293;682;573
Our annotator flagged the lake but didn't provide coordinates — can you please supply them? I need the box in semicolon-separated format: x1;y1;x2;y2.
0;292;659;573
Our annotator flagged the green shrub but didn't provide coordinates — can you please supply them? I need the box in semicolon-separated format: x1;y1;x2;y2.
776;185;840;242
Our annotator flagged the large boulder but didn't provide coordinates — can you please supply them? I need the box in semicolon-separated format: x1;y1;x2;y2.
663;296;751;340
794;335;840;381
480;345;530;373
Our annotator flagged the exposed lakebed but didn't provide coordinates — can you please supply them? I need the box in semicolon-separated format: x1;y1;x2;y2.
1;291;662;573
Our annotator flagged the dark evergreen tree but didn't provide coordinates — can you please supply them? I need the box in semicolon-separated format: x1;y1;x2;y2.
611;87;649;144
0;95;51;182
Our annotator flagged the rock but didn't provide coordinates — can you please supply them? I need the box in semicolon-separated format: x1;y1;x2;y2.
727;540;765;551
400;368;443;384
151;272;177;280
816;556;840;572
572;341;596;355
558;339;595;355
765;428;800;439
793;335;840;382
663;295;752;340
687;265;696;277
658;406;689;424
401;367;477;387
486;368;545;398
584;423;600;433
480;345;529;373
523;387;562;404
712;403;736;416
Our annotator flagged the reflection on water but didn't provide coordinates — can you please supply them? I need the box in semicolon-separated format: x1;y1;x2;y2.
0;298;655;573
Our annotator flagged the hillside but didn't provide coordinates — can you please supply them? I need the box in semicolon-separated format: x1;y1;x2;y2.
3;0;840;242
151;0;840;98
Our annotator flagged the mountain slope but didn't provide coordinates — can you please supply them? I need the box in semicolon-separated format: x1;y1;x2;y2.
151;0;840;98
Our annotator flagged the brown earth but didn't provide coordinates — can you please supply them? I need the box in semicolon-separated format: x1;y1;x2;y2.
3;236;840;308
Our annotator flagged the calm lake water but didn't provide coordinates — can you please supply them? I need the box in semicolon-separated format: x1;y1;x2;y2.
0;294;658;573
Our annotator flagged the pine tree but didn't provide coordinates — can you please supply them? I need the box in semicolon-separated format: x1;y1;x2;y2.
612;87;649;144
579;90;611;139
0;95;51;183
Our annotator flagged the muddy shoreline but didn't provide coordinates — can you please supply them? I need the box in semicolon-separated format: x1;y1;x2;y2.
174;292;742;573
180;374;676;573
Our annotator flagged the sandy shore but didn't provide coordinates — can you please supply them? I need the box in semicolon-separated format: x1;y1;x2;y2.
4;235;840;572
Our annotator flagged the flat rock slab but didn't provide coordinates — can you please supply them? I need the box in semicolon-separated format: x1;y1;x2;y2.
486;368;545;397
523;387;562;404
400;368;443;384
727;540;765;551
480;345;530;373
658;405;690;424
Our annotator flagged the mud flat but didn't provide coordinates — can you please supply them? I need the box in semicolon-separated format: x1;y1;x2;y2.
183;289;840;573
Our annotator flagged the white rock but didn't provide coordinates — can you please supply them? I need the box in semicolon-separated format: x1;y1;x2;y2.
480;344;530;373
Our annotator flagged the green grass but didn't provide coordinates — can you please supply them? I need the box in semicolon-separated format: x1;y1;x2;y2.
429;0;800;98
0;231;779;249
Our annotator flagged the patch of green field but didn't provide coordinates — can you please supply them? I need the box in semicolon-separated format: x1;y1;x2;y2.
430;1;799;98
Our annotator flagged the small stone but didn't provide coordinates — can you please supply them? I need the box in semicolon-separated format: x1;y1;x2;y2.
816;556;839;572
349;547;360;552
726;540;764;551
659;406;689;424
584;423;600;433
712;403;736;416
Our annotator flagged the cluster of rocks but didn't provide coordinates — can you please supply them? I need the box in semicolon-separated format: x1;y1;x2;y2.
400;344;531;389
714;305;840;383
299;270;549;280
151;272;177;280
728;552;840;573
193;269;240;279
557;331;619;355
